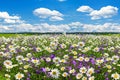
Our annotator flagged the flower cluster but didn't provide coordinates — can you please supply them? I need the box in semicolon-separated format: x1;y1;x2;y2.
0;34;120;80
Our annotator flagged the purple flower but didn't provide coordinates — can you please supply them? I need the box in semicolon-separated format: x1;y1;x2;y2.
105;77;109;80
72;60;76;66
32;47;36;52
95;70;100;73
105;72;108;77
77;63;82;68
27;73;31;77
40;68;46;73
67;67;72;70
36;70;40;74
90;58;95;64
50;54;55;59
26;78;30;80
69;45;73;50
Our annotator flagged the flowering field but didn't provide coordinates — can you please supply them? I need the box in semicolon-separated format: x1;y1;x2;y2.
0;34;120;80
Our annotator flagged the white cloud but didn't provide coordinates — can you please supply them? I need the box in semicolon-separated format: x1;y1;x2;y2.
69;22;83;27
4;19;24;24
0;12;20;19
77;6;93;13
0;25;10;30
0;11;23;24
0;21;120;32
32;23;70;32
33;8;64;21
4;19;16;24
49;16;63;21
82;23;120;32
90;6;118;20
77;6;118;20
0;11;119;32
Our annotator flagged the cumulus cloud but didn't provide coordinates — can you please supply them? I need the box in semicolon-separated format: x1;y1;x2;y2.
0;11;23;24
0;10;119;32
33;8;64;21
90;6;118;20
77;6;93;13
0;8;119;33
0;23;70;32
0;21;120;32
0;12;19;19
77;6;118;20
4;19;16;24
49;16;63;21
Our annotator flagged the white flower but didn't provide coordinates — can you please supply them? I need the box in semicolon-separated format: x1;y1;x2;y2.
111;72;120;80
50;42;56;47
50;69;60;79
15;72;24;80
60;67;65;71
53;57;60;64
103;53;109;57
23;65;30;69
63;55;69;59
6;65;13;70
5;74;11;78
21;47;27;51
3;52;11;58
23;57;30;61
24;70;28;73
86;67;95;76
46;57;51;62
26;53;32;58
106;57;112;61
79;67;87;73
36;47;42;52
93;47;99;52
60;59;66;63
112;55;119;62
45;67;50;71
76;73;83;79
85;57;90;62
72;51;78;55
45;47;53;53
16;55;24;62
72;44;78;47
82;76;87;80
1;44;5;47
78;42;85;47
50;42;57;49
76;57;84;61
56;64;60;67
108;70;112;73
109;47;114;51
31;58;40;65
89;76;95;80
10;48;16;53
69;69;75;74
4;60;12;67
62;72;68;77
61;43;66;49
8;45;14;49
106;65;112;69
96;59;104;65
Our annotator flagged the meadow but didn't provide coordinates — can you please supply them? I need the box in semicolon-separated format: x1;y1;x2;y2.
0;34;120;80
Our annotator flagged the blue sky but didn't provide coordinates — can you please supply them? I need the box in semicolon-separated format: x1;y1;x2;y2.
0;0;120;32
